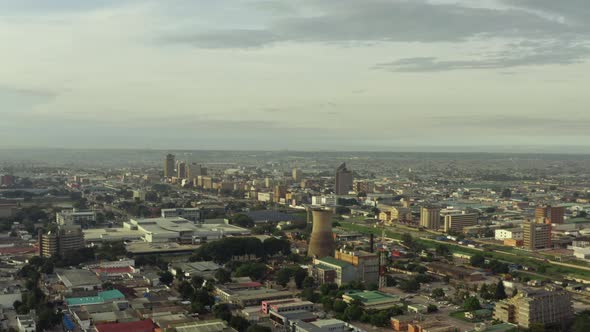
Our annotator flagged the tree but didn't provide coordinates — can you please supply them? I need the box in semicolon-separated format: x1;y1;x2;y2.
213;304;232;322
320;283;338;296
159;271;174;285
435;244;450;257
294;268;308;289
344;305;363;321
232;214;255;228
399;278;420;292
401;233;414;247
178;281;195;300
230;316;251;332
470;254;486;267
215;269;232;284
333;299;348;313
263;238;291;256
235;263;268;280
247;325;271;332
302;276;315;289
427;304;438;313
494;280;507;300
463;296;481;311
275;268;292;287
432;288;445;299
573;310;590;332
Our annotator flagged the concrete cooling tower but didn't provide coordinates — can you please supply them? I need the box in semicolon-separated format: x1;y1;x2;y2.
308;209;335;258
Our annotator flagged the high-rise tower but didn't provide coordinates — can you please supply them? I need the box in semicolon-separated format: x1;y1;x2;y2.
308;209;335;258
164;154;175;178
335;163;353;195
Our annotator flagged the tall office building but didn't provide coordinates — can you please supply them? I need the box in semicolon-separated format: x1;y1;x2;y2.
39;226;85;258
164;154;175;178
535;205;564;224
420;206;441;230
177;161;187;179
292;168;303;182
187;163;207;179
274;185;287;203
334;163;353;195
494;286;572;329
443;212;478;233
523;220;551;250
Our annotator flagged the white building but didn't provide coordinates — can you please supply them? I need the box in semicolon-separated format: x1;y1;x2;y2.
161;208;202;223
495;228;524;241
56;209;96;226
257;192;274;202
17;313;36;332
85;217;250;244
570;237;590;261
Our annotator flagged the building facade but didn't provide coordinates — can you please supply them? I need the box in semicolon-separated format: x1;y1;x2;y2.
535;205;565;224
523;221;551;250
494;286;573;329
420;206;440;230
334;163;353;195
39;226;85;258
443;212;478;233
164;154;175;178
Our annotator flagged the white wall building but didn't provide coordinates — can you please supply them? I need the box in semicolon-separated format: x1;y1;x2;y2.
495;228;524;241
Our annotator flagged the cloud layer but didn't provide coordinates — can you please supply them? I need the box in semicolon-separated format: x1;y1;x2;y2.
0;0;589;150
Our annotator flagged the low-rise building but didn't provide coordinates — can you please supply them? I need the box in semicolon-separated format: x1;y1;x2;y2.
493;286;573;329
56;209;96;226
495;228;524;241
342;291;401;310
17;313;36;332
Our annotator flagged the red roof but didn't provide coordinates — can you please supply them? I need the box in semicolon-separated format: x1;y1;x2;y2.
95;319;155;332
0;247;38;254
239;282;262;288
92;266;134;274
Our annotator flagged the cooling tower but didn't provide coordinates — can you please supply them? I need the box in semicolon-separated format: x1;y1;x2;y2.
308;209;335;258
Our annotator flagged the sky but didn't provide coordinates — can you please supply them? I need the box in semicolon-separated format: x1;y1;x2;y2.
1;0;589;151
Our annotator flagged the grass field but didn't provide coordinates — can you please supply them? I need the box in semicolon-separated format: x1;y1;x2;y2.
338;222;590;280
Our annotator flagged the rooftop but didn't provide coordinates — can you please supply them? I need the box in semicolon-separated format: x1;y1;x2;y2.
316;256;351;268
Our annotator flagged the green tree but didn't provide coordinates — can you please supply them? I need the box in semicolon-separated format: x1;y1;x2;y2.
427;304;438;313
246;325;271;332
573;310;590;332
275;268;292;287
213;304;232;322
333;299;348;313
399;278;420;292
463;296;481;311
235;263;268;280
432;288;445;299
494;280;507;300
344;305;363;321
178;281;195;300
232;214;255;228
435;244;450;257
401;233;414;247
230;316;251;332
159;271;174;285
470;254;485;267
294;268;308;289
302;276;315;289
215;269;232;284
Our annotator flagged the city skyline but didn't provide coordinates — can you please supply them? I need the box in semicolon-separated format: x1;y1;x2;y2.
2;0;590;150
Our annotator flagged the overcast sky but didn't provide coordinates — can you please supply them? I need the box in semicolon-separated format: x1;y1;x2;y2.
1;0;589;151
